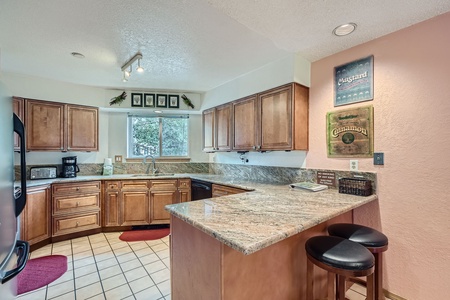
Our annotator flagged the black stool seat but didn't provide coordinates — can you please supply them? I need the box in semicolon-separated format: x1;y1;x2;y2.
328;223;388;248
305;236;374;271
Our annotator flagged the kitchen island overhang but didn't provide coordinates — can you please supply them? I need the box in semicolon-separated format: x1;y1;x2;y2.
166;179;377;299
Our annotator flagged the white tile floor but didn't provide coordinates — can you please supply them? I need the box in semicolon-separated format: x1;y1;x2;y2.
17;232;171;300
17;232;386;300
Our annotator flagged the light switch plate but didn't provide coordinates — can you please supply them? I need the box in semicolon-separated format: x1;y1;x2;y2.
115;155;123;163
374;152;384;165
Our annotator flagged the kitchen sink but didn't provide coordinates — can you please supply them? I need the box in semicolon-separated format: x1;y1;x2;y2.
131;173;175;177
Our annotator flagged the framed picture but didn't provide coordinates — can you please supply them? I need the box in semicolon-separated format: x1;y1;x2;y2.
334;55;374;107
168;95;180;108
144;93;155;107
156;94;167;108
131;93;143;107
326;105;374;158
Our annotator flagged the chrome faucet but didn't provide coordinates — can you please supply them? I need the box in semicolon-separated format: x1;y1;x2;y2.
143;155;159;175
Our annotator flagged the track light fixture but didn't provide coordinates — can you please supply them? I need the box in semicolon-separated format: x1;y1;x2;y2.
121;52;143;81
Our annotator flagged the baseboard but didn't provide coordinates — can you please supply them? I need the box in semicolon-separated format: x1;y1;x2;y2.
350;278;407;300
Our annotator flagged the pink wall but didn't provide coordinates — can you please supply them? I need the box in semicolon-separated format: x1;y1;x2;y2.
308;12;450;299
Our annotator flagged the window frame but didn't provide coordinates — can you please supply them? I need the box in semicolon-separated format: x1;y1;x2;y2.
127;114;190;158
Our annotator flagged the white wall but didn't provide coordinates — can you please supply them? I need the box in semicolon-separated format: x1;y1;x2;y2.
202;53;311;167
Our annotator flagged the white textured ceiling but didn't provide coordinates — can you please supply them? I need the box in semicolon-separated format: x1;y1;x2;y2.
1;0;450;93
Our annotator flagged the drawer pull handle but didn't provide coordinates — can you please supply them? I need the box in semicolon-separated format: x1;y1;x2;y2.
76;222;79;226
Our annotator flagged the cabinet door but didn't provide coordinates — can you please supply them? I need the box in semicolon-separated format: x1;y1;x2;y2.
13;97;24;151
103;191;121;227
258;85;293;150
67;105;98;151
150;190;177;224
179;190;191;203
21;185;51;245
122;191;150;226
215;104;232;151
232;96;258;150
25;99;65;151
202;108;215;152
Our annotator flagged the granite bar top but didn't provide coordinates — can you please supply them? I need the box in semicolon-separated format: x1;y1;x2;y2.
165;174;377;255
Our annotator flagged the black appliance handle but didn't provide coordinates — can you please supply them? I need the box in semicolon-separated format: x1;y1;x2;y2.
1;240;30;284
13;113;27;217
192;182;211;190
76;165;80;173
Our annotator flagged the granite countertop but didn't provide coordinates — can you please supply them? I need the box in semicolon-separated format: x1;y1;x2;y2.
165;174;378;255
20;173;193;187
21;173;377;256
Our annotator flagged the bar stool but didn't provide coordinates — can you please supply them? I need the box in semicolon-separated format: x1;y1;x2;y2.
328;223;388;300
305;236;375;300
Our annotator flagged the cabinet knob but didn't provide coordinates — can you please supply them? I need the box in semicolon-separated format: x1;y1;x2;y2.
60;147;64;150
76;201;80;206
76;222;79;226
252;146;256;150
76;187;80;191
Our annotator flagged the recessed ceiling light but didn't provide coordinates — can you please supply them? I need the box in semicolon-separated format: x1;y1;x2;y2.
71;52;85;59
333;23;357;36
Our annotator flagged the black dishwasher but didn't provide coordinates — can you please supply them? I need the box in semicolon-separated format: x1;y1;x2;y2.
191;179;212;200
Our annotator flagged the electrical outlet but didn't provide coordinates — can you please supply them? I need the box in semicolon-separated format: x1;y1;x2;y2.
374;152;384;165
350;160;358;171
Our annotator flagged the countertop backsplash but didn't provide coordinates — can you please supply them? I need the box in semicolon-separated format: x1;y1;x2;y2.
15;162;376;193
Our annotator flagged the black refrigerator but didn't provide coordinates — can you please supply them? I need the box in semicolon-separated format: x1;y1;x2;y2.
0;80;29;299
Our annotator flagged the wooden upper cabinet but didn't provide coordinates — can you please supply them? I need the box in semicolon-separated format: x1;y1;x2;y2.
25;99;65;151
232;95;258;151
24;99;99;152
215;103;232;151
67;105;98;151
258;85;293;150
203;104;232;152
13;97;24;151
258;83;308;151
202;108;215;152
204;82;308;152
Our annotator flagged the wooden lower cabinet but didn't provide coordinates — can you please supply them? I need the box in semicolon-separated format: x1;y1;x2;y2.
21;185;51;246
103;190;120;227
52;181;101;237
178;179;191;203
212;184;247;198
103;179;191;227
150;179;178;224
122;190;150;226
150;190;177;224
53;211;101;236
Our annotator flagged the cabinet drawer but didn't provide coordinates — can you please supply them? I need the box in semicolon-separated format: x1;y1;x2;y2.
53;181;101;195
105;181;121;190
178;179;191;189
121;180;149;190
53;193;100;214
53;212;100;236
150;179;178;190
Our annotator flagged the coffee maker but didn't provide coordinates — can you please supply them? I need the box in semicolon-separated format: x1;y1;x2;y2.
61;156;80;178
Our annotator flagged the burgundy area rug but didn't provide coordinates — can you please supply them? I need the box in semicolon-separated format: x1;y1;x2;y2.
17;255;67;295
119;228;170;242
